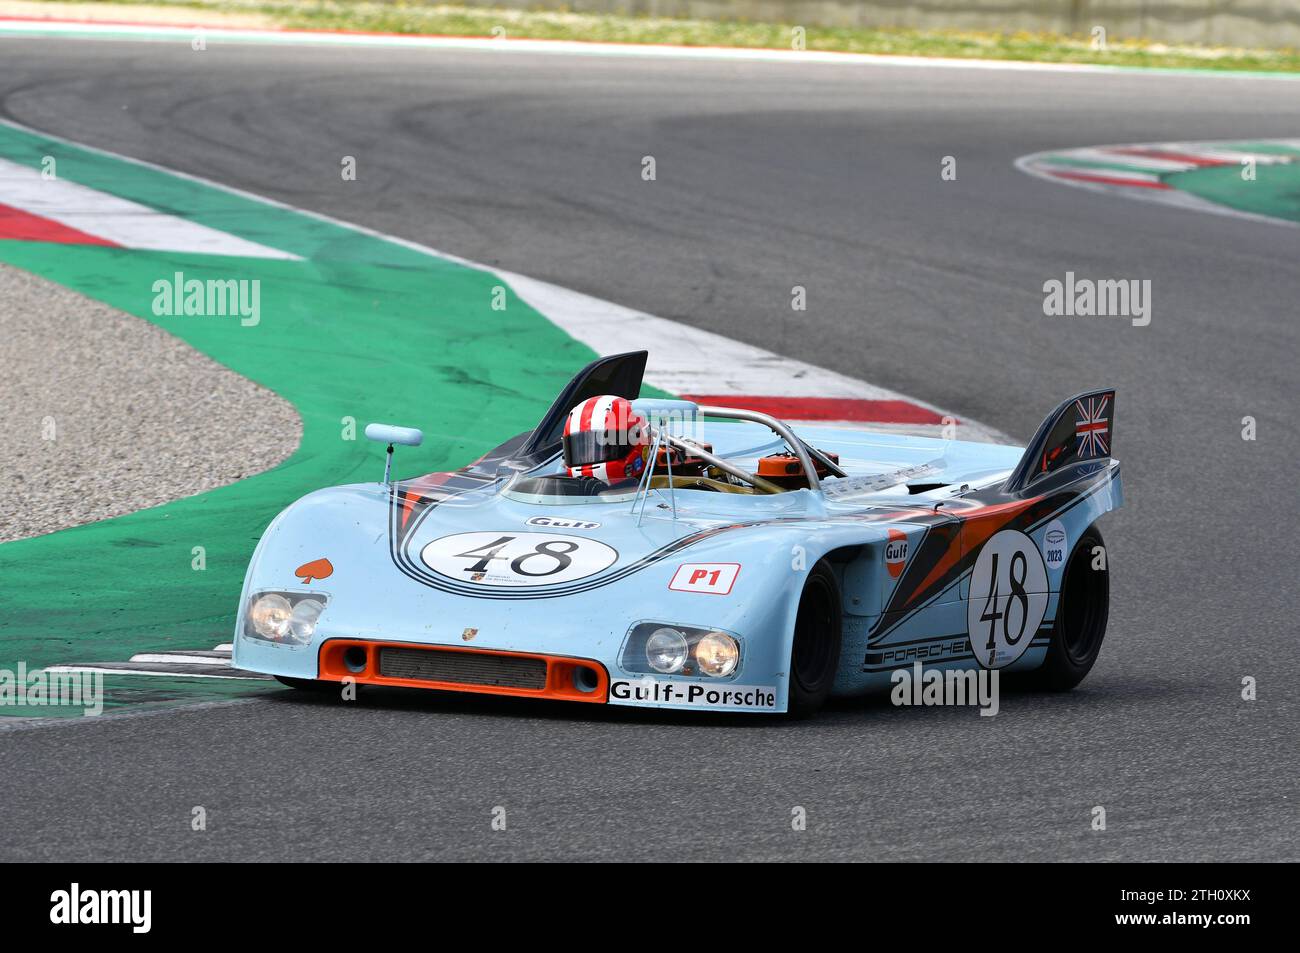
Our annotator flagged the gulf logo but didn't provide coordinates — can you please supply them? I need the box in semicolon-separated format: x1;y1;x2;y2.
885;530;909;579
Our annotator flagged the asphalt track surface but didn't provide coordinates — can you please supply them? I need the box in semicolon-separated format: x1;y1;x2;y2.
1;38;1297;862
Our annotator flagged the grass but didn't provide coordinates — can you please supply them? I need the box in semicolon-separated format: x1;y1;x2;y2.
16;0;1300;73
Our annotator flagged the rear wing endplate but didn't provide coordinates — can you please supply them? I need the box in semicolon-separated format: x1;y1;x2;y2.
1002;388;1115;494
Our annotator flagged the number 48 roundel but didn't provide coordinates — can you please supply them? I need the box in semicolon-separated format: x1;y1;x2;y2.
420;531;618;587
966;529;1049;669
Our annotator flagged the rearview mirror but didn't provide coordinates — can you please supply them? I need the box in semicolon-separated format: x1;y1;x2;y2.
364;423;423;485
364;423;423;447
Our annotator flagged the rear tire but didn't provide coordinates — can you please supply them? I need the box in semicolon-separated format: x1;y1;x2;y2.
787;560;843;717
1020;526;1109;691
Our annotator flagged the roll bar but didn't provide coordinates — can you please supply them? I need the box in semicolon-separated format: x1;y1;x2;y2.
700;405;825;492
654;427;785;495
648;404;835;494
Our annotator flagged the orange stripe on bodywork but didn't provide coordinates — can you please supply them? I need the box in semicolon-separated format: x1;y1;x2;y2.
395;471;459;529
399;490;419;530
904;497;1040;609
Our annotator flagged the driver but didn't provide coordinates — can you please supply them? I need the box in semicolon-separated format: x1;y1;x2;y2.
562;395;651;485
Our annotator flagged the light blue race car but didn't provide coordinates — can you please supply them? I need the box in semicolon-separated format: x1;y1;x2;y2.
234;351;1122;716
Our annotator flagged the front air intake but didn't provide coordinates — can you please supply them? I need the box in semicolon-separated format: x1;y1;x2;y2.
377;646;547;690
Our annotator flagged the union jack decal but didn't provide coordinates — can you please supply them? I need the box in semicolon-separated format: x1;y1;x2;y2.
1074;394;1111;458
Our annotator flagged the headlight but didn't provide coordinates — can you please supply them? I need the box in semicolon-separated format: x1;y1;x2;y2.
288;598;325;645
695;632;739;677
620;622;743;677
645;627;689;673
249;593;293;640
244;591;329;645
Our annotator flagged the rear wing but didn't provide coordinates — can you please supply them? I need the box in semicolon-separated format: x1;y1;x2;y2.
1002;388;1115;494
521;350;647;458
454;351;647;478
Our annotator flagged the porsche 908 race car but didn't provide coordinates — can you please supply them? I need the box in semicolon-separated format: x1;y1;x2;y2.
234;351;1122;715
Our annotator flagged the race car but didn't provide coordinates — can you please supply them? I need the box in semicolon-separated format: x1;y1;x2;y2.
233;351;1122;715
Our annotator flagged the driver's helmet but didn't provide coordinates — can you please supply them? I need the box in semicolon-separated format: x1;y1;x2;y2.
562;395;650;484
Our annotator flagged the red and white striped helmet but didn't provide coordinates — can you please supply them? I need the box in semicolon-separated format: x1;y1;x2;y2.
562;395;650;484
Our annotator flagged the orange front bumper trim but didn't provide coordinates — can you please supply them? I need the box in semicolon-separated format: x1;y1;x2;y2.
316;639;609;703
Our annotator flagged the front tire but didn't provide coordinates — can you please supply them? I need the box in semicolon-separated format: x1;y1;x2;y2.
788;560;843;717
1023;526;1109;691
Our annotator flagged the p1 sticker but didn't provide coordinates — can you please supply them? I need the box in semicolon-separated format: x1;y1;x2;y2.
967;529;1048;669
669;563;740;595
884;529;909;579
1042;520;1068;571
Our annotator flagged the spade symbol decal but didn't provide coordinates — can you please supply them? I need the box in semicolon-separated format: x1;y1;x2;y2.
295;558;334;584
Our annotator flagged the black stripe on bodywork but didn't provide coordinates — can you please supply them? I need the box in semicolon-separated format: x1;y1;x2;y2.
863;628;1053;672
867;471;1114;644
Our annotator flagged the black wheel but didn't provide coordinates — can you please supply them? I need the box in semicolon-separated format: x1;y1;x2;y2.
1021;526;1109;691
275;676;333;691
788;560;843;716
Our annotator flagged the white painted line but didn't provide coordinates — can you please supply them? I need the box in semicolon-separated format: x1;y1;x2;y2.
0;156;301;259
129;652;232;665
1;18;1295;79
1032;163;1165;185
1051;149;1197;173
502;269;1007;441
1159;147;1293;165
503;269;896;399
42;664;269;680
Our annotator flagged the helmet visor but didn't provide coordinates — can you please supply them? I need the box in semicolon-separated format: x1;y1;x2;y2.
562;429;640;469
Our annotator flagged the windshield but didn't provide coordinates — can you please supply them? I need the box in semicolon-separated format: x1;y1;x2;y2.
498;417;790;503
500;471;646;504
